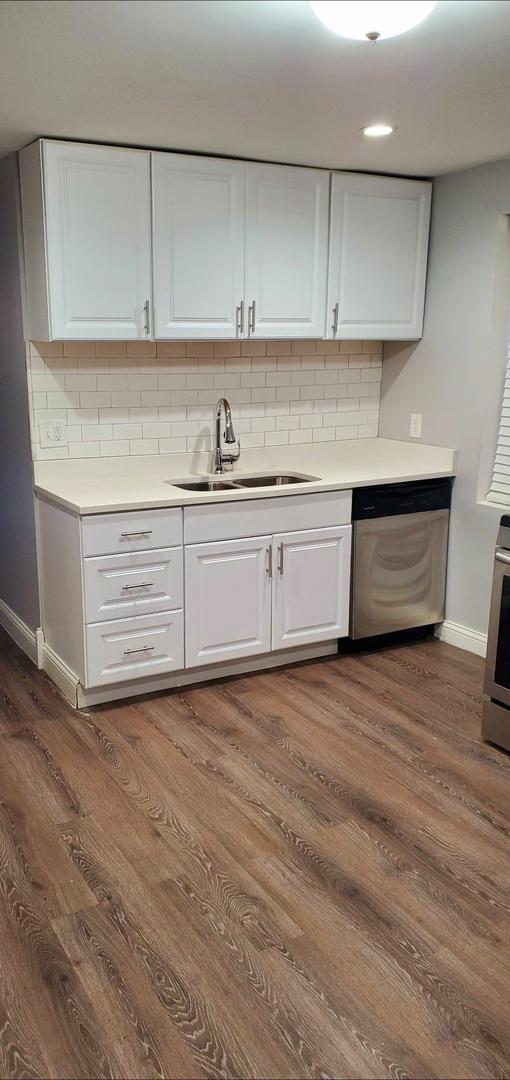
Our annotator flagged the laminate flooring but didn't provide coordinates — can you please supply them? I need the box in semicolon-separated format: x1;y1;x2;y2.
0;629;509;1079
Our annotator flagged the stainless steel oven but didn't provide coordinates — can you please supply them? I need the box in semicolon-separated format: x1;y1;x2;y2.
483;516;510;749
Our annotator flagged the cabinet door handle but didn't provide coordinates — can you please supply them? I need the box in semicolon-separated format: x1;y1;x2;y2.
278;542;284;575
120;530;153;538
331;302;339;337
144;299;151;338
248;300;256;335
121;581;154;591
236;300;245;337
123;645;154;656
266;545;273;578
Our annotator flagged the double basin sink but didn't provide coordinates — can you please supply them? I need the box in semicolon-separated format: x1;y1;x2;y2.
171;472;319;492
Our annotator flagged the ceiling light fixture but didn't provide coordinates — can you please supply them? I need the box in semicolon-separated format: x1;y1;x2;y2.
309;1;437;41
362;124;394;137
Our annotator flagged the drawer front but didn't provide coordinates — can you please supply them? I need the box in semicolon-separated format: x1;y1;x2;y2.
184;490;352;544
82;508;182;556
83;547;183;623
85;610;184;688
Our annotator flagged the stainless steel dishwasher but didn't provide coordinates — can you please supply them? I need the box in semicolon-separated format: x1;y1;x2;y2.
350;478;452;639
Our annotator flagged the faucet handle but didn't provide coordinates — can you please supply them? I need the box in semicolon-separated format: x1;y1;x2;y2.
224;439;241;467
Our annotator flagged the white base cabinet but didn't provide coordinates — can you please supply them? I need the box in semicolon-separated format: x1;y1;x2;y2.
185;524;351;669
36;490;352;704
185;536;272;667
272;526;350;649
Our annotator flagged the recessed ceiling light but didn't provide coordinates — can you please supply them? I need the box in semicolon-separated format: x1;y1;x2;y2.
362;124;394;137
309;1;438;41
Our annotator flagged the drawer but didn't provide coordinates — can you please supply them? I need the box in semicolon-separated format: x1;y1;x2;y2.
83;547;183;623
183;490;352;544
85;610;184;688
81;508;182;556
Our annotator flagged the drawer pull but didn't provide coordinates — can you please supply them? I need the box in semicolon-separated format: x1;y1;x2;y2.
119;527;153;535
120;530;153;539
121;581;154;591
123;645;155;656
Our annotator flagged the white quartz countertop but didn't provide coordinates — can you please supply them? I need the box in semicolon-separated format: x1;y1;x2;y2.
33;438;456;515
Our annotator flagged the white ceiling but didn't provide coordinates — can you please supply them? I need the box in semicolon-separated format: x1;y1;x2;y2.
1;0;510;177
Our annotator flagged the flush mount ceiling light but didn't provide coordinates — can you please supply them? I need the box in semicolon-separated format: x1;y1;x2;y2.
309;1;438;41
362;123;394;137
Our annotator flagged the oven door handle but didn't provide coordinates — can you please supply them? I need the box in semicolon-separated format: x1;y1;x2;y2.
495;550;510;566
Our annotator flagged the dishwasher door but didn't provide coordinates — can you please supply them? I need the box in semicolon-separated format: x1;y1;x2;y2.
351;508;449;639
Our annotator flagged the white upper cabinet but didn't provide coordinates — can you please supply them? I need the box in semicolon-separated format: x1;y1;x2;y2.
245;163;329;339
19;140;152;340
152;153;245;340
327;173;432;340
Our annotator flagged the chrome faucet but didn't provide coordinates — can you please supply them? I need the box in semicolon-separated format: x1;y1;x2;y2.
213;397;241;473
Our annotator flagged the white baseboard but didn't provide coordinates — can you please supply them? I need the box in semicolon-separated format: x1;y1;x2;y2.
435;619;487;658
41;642;79;707
0;597;39;664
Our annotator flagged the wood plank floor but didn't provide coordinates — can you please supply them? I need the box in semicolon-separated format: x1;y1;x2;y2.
1;629;510;1080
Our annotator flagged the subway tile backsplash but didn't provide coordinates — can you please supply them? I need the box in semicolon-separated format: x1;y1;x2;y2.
27;339;382;460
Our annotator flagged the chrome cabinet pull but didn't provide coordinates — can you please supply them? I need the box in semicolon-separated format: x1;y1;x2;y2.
121;581;154;591
236;300;245;337
278;542;284;575
331;302;339;337
266;545;273;578
248;300;256;335
123;645;155;656
144;299;151;338
120;530;153;538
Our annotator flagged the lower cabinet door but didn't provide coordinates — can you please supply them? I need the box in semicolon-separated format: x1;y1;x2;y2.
85;610;184;687
272;525;351;650
185;536;272;667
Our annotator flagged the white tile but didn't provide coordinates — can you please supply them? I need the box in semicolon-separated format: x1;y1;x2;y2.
335;426;358;440
130;439;158;455
142;422;173;439
65;373;98;391
289;429;312;444
313;427;336;441
113;423;143;440
251;416;276;433
265;430;289;446
80;392;112;408
300;414;323;429
100;440;131;457
159;437;188;454
68;441;100;458
83;425;113;442
99;407;129;423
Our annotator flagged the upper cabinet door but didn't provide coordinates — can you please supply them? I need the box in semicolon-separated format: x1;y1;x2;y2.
244;163;329;339
152;154;245;340
21;141;152;340
327;173;432;340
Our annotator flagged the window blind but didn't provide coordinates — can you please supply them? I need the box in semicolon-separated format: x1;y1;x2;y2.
488;342;510;504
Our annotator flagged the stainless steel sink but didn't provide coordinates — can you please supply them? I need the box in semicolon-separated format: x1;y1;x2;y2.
169;472;320;492
233;472;319;488
171;479;237;491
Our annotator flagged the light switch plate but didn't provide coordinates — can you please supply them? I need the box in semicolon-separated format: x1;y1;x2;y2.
40;421;66;448
409;413;422;439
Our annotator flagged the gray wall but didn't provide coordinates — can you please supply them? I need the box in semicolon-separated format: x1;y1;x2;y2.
380;157;510;639
0;154;39;630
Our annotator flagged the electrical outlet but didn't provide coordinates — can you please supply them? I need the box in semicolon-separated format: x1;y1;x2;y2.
409;413;422;439
40;421;66;448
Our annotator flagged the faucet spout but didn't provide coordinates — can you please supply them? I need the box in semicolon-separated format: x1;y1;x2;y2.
213;398;241;473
